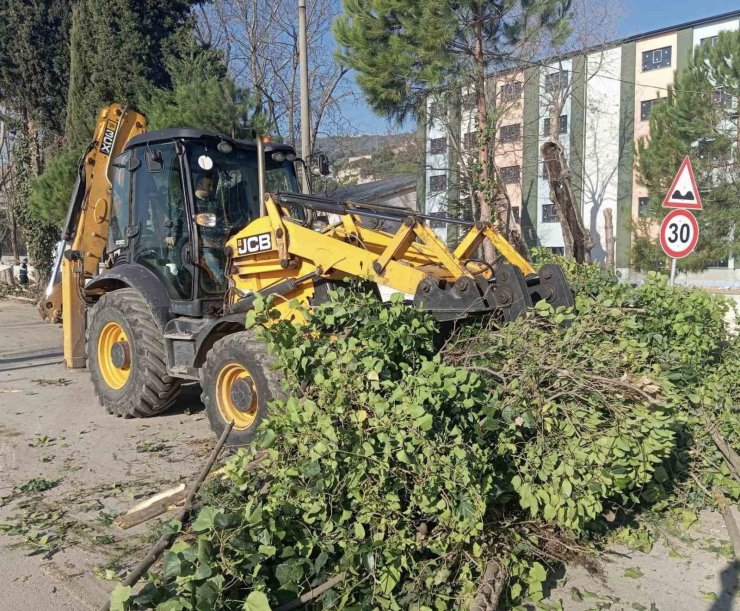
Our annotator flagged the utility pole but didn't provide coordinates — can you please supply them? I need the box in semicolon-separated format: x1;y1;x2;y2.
298;0;311;193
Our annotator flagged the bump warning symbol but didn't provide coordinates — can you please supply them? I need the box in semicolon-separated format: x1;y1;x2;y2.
662;156;702;210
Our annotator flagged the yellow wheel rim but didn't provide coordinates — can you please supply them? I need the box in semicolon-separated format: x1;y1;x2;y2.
216;363;259;431
97;322;131;390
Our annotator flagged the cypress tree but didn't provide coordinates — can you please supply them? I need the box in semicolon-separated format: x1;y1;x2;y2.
65;0;199;146
635;30;740;271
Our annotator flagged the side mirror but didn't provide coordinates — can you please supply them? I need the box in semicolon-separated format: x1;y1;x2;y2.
316;153;330;176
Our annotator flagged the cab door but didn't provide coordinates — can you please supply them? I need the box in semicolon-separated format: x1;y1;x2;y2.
129;142;193;301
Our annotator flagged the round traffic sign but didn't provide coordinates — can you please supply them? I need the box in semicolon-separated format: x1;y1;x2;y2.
660;209;699;259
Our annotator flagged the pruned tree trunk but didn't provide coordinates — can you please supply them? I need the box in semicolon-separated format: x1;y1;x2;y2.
603;208;615;271
470;560;507;611
541;140;593;263
471;3;495;264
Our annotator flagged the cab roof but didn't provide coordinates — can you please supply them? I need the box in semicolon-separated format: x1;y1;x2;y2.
124;128;296;154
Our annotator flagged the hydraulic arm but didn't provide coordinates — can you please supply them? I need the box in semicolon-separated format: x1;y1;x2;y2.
39;104;146;367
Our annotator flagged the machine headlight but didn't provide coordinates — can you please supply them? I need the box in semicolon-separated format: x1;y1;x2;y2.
195;212;217;227
271;152;286;162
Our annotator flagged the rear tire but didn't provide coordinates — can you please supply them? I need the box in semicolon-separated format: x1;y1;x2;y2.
87;288;181;417
200;332;283;447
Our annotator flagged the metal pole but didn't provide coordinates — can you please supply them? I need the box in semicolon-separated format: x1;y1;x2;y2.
669;257;677;286
298;0;311;193
257;135;266;217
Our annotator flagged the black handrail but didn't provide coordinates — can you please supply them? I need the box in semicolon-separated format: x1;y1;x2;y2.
275;192;474;228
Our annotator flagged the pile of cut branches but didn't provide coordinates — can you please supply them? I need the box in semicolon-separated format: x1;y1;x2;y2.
118;260;737;610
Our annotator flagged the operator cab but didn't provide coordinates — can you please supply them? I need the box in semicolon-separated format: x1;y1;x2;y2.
107;129;301;317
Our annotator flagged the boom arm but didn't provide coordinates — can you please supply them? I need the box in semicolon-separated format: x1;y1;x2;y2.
39;104;146;368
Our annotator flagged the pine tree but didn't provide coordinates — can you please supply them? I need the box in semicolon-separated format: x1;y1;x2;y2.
334;0;571;258
636;30;740;272
141;35;267;139
65;0;199;147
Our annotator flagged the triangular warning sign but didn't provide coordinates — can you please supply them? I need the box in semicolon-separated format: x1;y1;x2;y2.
662;156;702;209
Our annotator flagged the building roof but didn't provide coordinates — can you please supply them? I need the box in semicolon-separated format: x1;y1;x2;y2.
482;8;740;79
330;174;417;203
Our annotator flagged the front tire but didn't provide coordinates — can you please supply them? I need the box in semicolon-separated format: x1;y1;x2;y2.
200;332;283;447
87;288;181;417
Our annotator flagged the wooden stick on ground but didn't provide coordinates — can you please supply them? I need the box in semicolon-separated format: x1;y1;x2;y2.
274;574;345;611
702;412;740;481
99;421;235;611
114;484;188;530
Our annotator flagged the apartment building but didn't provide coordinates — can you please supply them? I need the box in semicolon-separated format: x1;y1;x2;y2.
420;9;740;283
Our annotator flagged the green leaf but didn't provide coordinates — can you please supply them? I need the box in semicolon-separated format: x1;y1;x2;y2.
354;522;366;539
243;591;272;611
192;507;221;532
623;566;644;579
109;584;132;611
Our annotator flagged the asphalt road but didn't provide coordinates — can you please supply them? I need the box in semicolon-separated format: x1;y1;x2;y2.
0;298;736;610
0;299;213;610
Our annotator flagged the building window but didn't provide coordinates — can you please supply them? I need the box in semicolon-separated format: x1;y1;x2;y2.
541;161;549;179
542;203;560;223
544;70;569;93
463;131;478;150
429;174;447;193
512;206;521;224
543;115;568;137
638;196;650;217
713;86;735;110
499;123;521;143
429;137;446;155
500;82;523;102
640;98;662;121
642;46;672;71
500;165;520;184
701;35;719;48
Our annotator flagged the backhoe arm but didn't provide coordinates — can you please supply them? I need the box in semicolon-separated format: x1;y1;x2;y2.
39;104;146;368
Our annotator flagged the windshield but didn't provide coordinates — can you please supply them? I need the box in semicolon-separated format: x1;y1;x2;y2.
186;142;300;237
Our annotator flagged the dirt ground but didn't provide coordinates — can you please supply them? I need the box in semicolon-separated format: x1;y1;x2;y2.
0;298;737;610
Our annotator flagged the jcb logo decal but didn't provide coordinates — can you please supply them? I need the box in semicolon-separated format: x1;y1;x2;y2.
100;120;118;156
237;233;272;255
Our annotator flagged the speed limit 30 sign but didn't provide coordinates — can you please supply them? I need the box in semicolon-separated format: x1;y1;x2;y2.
660;209;699;259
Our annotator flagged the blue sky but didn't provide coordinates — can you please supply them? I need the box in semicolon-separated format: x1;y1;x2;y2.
343;0;740;135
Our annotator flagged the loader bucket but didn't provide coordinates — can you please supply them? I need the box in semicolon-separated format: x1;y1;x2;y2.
413;263;573;323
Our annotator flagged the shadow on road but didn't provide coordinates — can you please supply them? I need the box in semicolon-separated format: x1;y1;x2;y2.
710;560;739;611
160;383;206;417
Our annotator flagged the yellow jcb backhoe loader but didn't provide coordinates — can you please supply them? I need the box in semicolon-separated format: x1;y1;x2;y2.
40;104;574;446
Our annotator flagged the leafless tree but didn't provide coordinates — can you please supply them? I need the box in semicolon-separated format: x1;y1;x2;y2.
538;0;622;262
194;0;353;152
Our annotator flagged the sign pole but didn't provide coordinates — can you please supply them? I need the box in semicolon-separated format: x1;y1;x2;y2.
669;258;677;286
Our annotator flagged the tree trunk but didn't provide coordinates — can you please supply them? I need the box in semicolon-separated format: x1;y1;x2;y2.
25;113;41;178
541;140;593;263
603;208;615;271
471;3;495;263
472;2;530;263
9;207;20;262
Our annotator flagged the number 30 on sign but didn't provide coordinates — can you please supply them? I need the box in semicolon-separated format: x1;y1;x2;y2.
660;209;699;259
